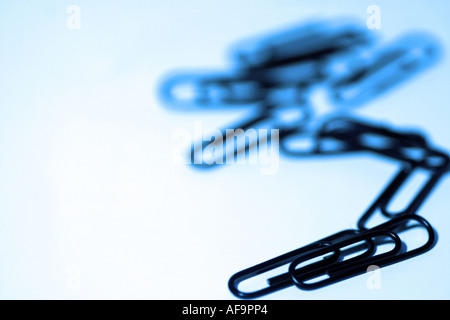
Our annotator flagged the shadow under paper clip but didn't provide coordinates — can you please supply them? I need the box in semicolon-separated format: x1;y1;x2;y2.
157;18;443;170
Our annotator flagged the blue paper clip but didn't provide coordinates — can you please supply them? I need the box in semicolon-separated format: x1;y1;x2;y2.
157;71;265;110
158;18;374;110
230;18;373;70
358;162;449;230
190;101;312;168
330;32;442;106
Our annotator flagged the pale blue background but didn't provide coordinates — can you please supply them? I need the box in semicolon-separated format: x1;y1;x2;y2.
0;0;449;299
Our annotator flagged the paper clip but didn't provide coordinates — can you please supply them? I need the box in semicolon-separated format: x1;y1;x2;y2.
228;229;374;299
190;102;312;168
289;215;435;290
158;71;265;110
157;17;449;298
159;19;374;110
317;117;450;169
288;230;401;290
358;162;449;230
231;18;373;70
330;32;442;106
278;116;365;158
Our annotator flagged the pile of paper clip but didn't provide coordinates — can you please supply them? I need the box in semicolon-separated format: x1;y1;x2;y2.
158;18;450;299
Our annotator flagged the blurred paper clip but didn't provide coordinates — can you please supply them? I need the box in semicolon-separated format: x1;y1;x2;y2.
157;17;450;299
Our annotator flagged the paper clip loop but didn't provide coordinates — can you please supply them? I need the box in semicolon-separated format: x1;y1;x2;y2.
231;19;373;70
